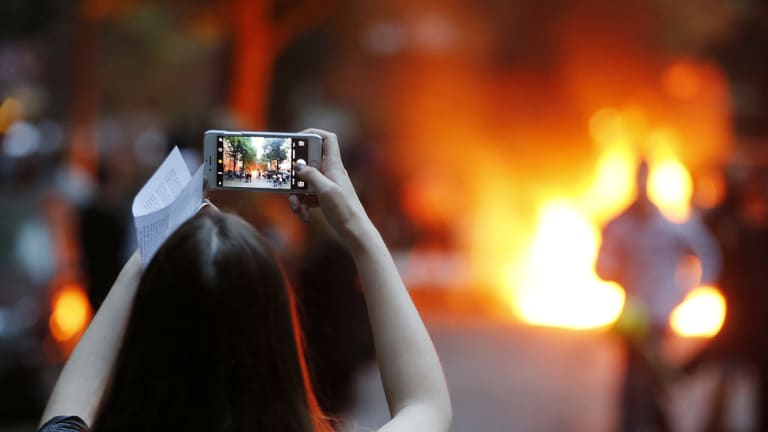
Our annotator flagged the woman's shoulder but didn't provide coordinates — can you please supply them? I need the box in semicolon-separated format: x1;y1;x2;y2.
39;416;90;432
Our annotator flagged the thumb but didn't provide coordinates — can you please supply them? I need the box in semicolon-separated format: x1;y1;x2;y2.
295;164;334;193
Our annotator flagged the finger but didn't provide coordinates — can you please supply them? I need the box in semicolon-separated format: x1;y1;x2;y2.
295;163;335;193
298;194;319;208
300;128;342;167
300;203;311;223
288;194;301;214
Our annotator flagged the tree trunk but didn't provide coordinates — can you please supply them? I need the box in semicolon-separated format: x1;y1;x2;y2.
69;16;99;179
229;0;274;129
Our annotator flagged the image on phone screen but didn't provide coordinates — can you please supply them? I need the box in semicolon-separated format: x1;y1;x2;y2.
216;135;309;191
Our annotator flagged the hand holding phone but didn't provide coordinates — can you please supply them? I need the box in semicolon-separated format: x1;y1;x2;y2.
204;130;322;193
288;129;373;250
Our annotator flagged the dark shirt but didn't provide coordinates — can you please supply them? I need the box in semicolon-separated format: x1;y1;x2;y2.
39;416;89;432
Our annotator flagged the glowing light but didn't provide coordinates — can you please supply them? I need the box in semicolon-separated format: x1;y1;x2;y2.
663;60;701;99
509;203;625;329
589;108;623;145
50;283;92;343
670;286;726;337
402;172;455;227
587;147;637;221
648;158;693;222
0;97;23;133
694;169;726;209
619;106;648;138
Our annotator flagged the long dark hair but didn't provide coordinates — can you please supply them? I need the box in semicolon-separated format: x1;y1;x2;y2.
92;209;330;432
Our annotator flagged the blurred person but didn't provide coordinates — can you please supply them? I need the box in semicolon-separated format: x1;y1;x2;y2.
685;168;768;431
79;159;136;310
596;160;721;432
38;129;452;432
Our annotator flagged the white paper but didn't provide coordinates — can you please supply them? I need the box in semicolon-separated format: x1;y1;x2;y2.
168;164;204;236
132;146;204;267
131;147;191;217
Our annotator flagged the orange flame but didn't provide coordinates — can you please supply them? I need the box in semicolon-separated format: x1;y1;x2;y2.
506;203;625;328
50;283;92;344
662;59;703;100
505;110;722;334
378;5;732;336
670;286;726;337
648;158;693;223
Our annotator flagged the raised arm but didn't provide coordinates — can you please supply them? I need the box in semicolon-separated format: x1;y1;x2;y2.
40;250;143;427
291;129;452;432
680;212;722;286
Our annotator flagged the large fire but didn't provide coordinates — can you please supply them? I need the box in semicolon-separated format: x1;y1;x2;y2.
504;137;727;334
372;3;732;336
501;115;722;332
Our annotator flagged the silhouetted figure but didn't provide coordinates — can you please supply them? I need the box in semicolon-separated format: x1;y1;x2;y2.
79;162;133;309
596;160;720;432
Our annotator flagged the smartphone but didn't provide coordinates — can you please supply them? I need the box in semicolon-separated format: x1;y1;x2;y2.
204;130;322;193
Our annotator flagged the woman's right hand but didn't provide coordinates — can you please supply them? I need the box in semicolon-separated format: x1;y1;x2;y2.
289;128;374;250
292;131;452;432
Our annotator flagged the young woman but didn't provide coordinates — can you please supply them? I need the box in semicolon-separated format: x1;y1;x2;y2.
39;129;452;432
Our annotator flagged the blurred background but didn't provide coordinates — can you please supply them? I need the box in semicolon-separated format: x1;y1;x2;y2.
1;0;767;430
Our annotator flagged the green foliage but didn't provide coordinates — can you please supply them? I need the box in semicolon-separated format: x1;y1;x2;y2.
225;136;257;171
261;138;288;165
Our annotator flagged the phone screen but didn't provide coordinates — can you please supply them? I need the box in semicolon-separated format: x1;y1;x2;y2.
215;134;309;191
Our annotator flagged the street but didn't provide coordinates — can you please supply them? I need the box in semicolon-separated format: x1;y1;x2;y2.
341;314;752;432
222;176;290;190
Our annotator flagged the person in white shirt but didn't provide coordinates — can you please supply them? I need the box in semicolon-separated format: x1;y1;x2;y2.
596;159;721;432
